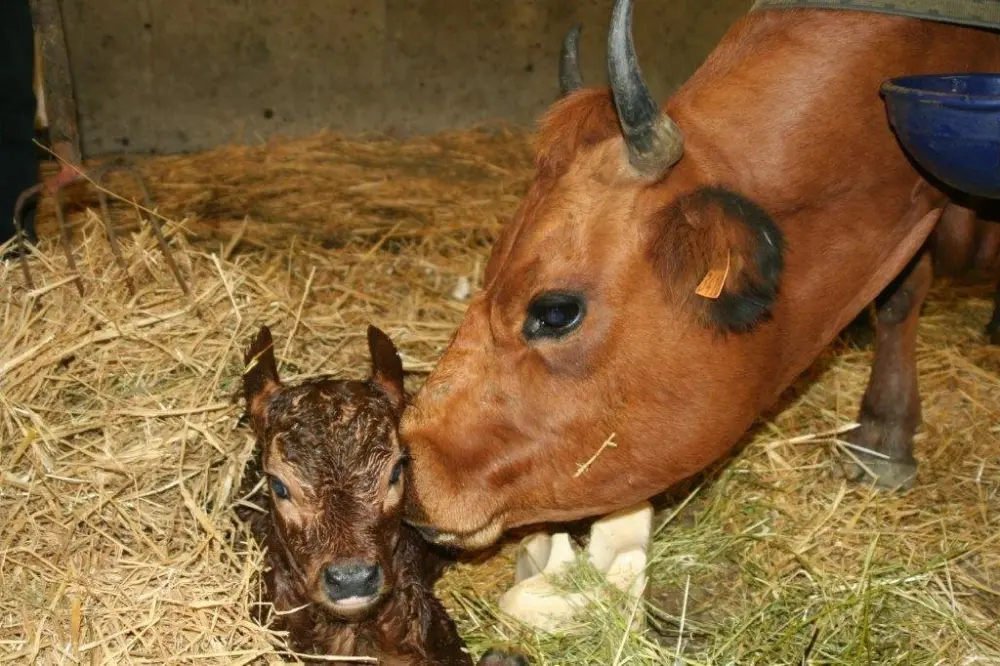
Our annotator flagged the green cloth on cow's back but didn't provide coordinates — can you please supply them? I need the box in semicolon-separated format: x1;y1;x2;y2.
750;0;1000;30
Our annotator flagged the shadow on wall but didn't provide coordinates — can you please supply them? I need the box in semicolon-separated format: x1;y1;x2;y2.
60;0;753;156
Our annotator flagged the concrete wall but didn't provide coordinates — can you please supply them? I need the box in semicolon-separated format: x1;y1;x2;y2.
60;0;753;157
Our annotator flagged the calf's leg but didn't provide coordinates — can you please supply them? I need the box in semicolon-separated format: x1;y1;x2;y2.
840;305;876;349
842;250;933;490
987;280;1000;345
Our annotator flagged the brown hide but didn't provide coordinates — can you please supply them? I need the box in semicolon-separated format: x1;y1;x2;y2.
401;7;1000;549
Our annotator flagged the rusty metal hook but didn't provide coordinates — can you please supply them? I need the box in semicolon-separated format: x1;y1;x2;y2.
13;0;191;300
11;183;43;291
92;162;190;296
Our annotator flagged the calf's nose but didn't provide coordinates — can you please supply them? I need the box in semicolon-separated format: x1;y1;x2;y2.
323;562;383;601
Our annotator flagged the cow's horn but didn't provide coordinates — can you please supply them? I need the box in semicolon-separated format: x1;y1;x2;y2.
559;24;584;96
607;0;684;177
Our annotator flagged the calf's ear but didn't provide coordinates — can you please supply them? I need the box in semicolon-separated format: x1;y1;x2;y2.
367;325;405;411
648;186;784;334
243;325;281;431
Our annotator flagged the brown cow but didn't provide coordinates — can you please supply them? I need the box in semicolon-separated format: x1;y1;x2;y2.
400;0;1000;550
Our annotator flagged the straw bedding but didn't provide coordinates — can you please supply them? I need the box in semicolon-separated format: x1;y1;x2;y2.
1;127;997;665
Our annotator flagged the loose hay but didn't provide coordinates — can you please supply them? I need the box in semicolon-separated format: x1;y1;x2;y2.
1;127;998;665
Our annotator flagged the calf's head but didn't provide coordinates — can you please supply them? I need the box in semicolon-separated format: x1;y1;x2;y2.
243;325;410;619
401;0;784;549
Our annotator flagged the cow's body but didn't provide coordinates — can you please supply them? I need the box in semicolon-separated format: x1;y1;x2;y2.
401;3;1000;549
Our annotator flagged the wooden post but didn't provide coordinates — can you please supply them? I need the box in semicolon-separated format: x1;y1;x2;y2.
30;0;81;166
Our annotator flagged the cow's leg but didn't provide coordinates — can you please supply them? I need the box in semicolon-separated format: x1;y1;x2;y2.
988;280;1000;345
841;250;932;490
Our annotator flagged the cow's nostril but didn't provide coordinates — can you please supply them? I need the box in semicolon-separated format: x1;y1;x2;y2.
323;562;383;601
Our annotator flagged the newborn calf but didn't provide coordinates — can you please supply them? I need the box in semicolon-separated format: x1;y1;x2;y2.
238;325;524;665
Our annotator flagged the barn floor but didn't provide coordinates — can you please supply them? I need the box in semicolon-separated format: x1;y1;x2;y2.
1;127;998;665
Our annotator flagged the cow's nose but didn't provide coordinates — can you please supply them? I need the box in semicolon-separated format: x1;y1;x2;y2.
323;562;382;601
413;524;439;541
408;522;460;546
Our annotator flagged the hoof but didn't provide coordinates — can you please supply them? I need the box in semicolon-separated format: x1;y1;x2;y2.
987;323;1000;346
477;648;531;666
837;456;917;491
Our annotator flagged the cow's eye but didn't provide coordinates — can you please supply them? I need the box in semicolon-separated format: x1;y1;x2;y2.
523;292;586;341
270;476;290;500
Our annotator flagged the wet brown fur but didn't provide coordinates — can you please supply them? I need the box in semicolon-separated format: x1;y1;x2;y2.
402;8;1000;549
236;326;524;665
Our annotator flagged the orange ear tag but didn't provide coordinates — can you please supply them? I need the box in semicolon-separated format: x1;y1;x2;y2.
695;248;731;300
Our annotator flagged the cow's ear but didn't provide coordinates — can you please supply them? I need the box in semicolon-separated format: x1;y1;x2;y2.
648;186;784;334
367;325;405;412
243;326;281;431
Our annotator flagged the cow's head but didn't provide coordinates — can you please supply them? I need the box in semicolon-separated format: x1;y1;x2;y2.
402;0;784;549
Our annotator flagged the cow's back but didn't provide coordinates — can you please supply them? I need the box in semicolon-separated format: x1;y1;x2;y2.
659;9;999;394
672;9;1000;204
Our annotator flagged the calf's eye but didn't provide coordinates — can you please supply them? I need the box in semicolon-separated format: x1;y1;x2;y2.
270;477;290;500
389;456;408;486
523;291;586;341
